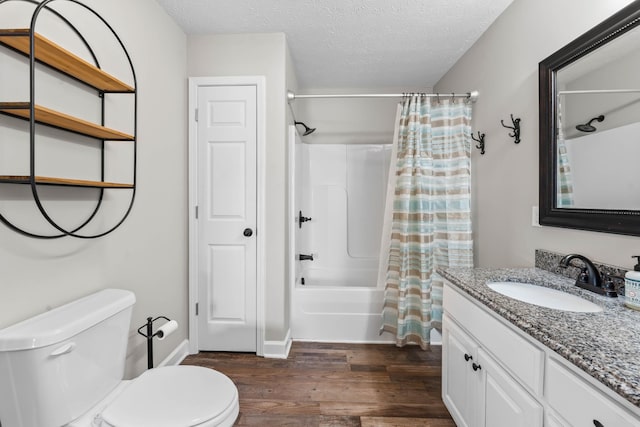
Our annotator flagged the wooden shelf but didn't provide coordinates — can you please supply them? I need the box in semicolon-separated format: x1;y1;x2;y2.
0;175;133;188
0;102;134;140
0;29;134;93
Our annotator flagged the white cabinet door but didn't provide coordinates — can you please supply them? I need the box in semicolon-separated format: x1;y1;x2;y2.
478;348;543;427
442;313;481;427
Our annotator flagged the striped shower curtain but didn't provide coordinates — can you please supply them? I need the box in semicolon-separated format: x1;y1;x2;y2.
380;94;473;349
556;138;574;208
556;97;574;207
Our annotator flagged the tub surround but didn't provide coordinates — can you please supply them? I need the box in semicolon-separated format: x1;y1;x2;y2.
438;263;640;409
291;140;392;343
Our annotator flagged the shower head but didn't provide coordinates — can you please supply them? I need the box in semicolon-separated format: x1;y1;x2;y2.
295;121;316;136
576;115;605;133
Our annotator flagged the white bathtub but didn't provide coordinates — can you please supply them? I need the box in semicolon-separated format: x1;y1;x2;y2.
291;267;391;342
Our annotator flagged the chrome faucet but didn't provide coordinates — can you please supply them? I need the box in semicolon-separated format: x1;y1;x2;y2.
558;254;616;297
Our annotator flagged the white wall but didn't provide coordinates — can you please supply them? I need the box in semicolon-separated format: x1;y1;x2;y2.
435;0;638;269
188;33;291;341
0;0;188;378
294;97;397;145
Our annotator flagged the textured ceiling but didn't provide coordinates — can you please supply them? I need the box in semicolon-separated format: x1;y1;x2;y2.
155;0;514;90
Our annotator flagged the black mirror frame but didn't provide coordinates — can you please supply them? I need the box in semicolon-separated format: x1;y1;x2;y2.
539;1;640;236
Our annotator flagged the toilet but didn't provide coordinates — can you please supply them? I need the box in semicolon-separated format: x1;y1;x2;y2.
0;289;239;427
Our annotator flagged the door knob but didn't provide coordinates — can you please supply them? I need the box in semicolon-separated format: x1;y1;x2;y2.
243;228;253;237
472;363;482;371
464;354;473;362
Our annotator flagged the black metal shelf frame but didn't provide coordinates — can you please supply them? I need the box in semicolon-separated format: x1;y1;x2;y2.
0;0;137;239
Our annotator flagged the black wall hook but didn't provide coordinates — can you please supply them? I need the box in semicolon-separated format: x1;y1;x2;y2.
501;114;521;144
471;131;486;155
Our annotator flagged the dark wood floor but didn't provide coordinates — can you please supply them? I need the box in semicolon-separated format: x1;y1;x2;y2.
182;341;455;426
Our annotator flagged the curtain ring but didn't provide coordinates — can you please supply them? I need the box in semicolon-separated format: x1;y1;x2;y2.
436;93;441;104
451;92;455;102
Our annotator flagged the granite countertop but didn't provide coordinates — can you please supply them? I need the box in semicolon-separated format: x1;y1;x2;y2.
438;266;640;408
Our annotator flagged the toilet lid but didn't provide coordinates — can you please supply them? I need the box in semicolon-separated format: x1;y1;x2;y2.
100;365;238;427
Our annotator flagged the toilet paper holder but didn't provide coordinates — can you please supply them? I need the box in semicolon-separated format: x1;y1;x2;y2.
137;316;177;369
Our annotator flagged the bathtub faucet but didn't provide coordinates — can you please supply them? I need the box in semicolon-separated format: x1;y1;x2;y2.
298;211;312;228
298;253;314;261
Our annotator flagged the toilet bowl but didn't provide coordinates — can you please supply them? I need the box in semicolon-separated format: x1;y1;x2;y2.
70;366;239;427
0;289;240;427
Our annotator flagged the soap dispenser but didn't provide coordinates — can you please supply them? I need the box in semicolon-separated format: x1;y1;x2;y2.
624;256;640;311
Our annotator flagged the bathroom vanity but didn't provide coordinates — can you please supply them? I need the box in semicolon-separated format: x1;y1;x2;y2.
439;267;640;427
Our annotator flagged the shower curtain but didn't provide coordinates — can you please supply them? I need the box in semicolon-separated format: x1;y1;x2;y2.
379;94;473;349
556;138;574;208
556;100;574;207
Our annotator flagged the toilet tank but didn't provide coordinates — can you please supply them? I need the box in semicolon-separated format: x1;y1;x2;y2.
0;289;136;427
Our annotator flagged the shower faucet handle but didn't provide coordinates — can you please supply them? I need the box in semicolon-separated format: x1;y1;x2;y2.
298;211;312;228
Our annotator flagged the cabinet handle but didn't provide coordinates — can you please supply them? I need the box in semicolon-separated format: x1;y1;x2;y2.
593;421;604;427
464;353;473;362
472;363;482;371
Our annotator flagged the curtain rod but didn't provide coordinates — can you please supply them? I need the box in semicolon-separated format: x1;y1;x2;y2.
558;89;640;95
287;90;479;102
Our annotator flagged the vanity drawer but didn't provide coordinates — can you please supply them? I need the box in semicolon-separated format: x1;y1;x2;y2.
546;358;638;427
443;284;544;395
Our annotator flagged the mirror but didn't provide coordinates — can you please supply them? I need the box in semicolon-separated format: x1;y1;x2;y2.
539;1;640;235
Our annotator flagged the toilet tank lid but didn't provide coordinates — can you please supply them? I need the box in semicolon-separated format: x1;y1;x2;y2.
0;289;136;352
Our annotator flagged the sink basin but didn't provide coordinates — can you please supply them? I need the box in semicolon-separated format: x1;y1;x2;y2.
487;281;603;313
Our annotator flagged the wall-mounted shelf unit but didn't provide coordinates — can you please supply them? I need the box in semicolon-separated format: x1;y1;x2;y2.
0;0;137;239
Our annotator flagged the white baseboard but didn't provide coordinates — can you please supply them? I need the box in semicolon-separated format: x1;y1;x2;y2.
262;329;292;359
158;339;190;367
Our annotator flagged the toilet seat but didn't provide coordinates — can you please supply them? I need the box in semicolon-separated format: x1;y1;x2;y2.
98;365;239;427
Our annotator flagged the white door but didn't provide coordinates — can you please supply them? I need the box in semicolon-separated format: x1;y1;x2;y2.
196;84;257;352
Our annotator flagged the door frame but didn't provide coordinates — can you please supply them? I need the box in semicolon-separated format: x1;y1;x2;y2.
188;76;266;356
